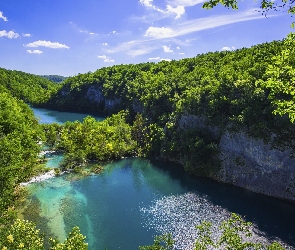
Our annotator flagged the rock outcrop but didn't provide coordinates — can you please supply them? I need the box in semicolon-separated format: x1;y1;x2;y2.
218;131;295;202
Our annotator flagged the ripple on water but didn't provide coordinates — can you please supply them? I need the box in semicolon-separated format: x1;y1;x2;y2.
140;192;293;250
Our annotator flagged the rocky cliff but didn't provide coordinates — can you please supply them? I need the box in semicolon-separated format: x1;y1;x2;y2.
218;131;295;203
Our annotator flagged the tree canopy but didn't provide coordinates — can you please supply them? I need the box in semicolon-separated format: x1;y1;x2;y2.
203;0;295;16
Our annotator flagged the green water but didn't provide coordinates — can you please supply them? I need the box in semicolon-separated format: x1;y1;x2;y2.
26;107;295;249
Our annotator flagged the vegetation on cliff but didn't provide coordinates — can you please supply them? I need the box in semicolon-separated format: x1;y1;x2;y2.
44;34;295;174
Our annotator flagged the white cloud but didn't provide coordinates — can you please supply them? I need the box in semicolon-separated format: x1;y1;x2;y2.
148;57;161;60
176;46;180;49
0;11;8;21
139;0;185;19
148;57;171;61
221;46;236;51
144;9;264;40
97;55;115;62
162;45;173;53
145;26;174;38
25;40;70;49
140;0;153;7
103;43;108;46
27;49;43;54
22;33;31;37
160;58;172;62
79;29;97;35
166;5;185;19
107;39;158;56
179;52;185;54
0;30;19;39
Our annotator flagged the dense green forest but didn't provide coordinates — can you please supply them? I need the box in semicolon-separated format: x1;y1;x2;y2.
1;33;294;249
39;75;67;83
0;68;59;105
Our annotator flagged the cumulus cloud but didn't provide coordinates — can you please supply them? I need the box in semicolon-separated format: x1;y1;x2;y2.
179;52;185;54
140;0;153;7
97;55;115;62
0;11;8;21
176;46;180;49
27;49;43;54
0;30;19;39
139;0;185;19
22;33;31;37
25;40;70;49
145;26;174;38
162;45;173;53
166;5;185;19
103;43;108;46
221;46;236;51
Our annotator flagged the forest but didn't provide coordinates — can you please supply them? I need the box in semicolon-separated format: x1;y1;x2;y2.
0;32;294;249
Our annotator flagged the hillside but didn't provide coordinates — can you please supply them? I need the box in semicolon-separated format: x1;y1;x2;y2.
43;35;295;202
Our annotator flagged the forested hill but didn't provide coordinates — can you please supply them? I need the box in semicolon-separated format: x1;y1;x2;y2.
45;37;289;131
43;35;295;199
0;68;60;105
39;75;67;83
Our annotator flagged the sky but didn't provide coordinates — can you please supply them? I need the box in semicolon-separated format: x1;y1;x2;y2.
0;0;293;76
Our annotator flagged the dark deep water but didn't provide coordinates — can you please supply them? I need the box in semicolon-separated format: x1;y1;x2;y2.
26;107;295;249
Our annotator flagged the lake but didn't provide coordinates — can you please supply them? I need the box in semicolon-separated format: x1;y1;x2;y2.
24;107;295;249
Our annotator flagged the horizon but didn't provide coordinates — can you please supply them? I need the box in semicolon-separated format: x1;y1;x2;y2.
0;0;292;77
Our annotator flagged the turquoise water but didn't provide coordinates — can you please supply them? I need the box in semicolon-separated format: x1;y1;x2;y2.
31;107;104;124
25;107;295;249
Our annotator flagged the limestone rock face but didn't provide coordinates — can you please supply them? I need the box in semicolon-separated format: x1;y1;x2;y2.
218;131;295;202
85;86;121;113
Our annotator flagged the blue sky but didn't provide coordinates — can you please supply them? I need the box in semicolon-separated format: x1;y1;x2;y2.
0;0;292;76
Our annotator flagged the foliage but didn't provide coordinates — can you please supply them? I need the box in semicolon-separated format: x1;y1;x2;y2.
42;112;137;170
0;92;44;214
141;214;285;250
139;234;174;250
258;33;295;122
0;219;88;250
202;0;295;16
0;68;59;105
39;75;67;83
49;227;88;250
195;213;285;250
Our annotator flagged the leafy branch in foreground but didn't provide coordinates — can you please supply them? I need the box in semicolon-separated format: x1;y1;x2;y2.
203;0;295;16
258;32;295;123
0;219;88;250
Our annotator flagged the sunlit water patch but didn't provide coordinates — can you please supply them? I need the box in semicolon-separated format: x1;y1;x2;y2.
140;192;293;249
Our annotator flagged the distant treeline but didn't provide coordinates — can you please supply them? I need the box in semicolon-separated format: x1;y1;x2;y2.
39;75;67;83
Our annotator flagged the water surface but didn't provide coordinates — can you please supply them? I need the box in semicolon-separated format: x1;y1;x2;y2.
31;107;104;124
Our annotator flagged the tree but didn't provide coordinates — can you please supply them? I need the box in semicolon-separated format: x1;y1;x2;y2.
203;0;295;16
0;219;88;250
257;32;295;122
